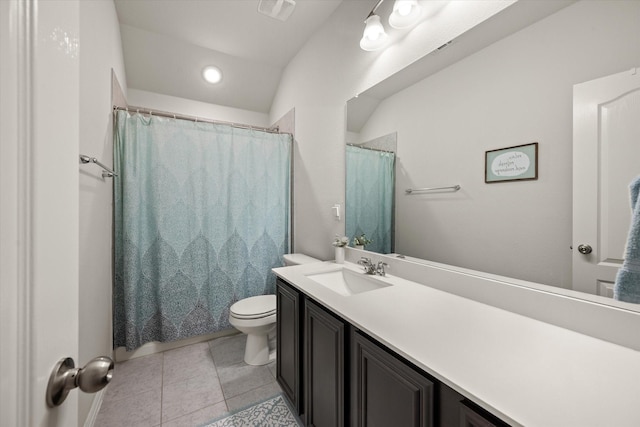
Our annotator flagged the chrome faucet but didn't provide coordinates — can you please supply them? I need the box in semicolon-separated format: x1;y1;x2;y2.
357;257;376;275
357;257;389;276
376;261;389;277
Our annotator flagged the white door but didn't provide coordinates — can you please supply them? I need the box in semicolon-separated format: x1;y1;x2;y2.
573;68;640;296
1;1;80;426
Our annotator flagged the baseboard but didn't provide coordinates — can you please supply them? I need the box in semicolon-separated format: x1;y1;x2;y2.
113;329;239;362
83;386;107;427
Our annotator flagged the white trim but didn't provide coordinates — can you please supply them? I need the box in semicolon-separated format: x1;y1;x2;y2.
82;387;107;427
113;329;239;362
18;1;35;423
0;0;19;423
0;1;36;425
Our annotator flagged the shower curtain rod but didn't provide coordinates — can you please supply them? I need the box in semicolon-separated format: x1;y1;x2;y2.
113;105;284;134
347;143;395;154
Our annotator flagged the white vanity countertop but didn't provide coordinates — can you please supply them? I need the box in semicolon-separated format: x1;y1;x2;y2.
273;261;640;427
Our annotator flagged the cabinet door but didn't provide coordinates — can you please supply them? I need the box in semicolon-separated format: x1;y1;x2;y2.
352;330;434;427
276;279;303;414
304;299;346;427
439;383;468;427
459;402;509;427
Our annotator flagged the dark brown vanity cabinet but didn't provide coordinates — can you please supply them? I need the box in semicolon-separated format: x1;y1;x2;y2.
458;401;509;427
276;278;347;426
304;298;347;427
276;279;303;414
439;384;510;427
351;330;434;427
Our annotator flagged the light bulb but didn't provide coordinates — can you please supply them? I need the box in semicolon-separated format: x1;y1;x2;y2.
389;0;421;29
397;1;412;16
202;66;222;84
363;15;384;40
360;14;388;51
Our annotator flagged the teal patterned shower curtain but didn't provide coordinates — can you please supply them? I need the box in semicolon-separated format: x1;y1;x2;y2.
346;145;395;254
113;111;291;351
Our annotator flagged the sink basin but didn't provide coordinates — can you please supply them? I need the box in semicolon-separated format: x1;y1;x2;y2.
305;268;391;296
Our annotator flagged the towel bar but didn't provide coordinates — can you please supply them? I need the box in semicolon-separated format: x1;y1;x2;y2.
405;185;460;194
80;154;117;178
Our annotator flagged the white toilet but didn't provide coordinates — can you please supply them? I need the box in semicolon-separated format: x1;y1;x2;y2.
229;253;321;365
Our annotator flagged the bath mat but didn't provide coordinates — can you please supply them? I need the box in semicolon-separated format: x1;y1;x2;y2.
200;393;302;427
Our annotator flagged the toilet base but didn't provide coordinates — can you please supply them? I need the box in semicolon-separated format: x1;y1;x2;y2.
244;333;271;365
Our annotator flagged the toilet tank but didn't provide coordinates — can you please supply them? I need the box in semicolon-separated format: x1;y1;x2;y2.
283;253;322;266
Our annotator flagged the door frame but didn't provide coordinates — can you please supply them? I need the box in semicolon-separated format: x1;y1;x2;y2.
572;67;640;295
1;1;80;425
1;2;35;424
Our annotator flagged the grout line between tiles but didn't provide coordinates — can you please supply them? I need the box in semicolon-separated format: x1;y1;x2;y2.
160;352;164;426
101;337;267;427
209;340;228;412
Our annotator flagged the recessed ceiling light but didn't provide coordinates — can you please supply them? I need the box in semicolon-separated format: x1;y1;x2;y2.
202;66;222;84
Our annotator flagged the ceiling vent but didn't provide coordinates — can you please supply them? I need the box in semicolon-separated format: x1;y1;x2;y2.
257;0;296;21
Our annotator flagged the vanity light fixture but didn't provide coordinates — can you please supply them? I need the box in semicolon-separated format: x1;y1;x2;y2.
388;0;421;29
359;0;422;51
360;13;389;51
202;66;222;84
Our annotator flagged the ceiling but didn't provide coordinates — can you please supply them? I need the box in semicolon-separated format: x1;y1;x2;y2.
114;0;344;114
115;0;575;118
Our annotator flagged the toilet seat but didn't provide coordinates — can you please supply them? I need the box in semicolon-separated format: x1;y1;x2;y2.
229;254;319;366
230;295;276;320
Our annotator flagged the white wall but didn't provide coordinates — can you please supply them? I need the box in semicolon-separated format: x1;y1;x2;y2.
270;0;514;260
357;0;640;288
78;0;126;423
127;89;270;127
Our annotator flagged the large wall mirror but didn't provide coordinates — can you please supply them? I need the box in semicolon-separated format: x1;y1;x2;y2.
345;0;640;310
345;131;397;254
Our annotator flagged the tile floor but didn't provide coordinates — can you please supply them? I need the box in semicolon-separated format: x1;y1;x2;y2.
95;334;284;427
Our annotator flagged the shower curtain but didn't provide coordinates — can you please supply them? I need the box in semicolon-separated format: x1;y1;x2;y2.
113;110;291;351
346;145;395;254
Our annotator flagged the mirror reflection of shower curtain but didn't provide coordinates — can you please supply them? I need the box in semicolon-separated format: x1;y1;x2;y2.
113;111;291;351
346;145;395;254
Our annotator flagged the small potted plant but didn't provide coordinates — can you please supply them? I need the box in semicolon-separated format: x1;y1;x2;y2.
353;234;372;250
332;235;349;247
332;235;349;263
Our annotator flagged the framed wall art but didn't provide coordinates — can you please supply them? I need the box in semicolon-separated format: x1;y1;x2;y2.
485;142;538;183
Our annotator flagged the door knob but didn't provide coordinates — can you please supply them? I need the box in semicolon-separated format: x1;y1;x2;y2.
46;356;114;407
577;244;593;255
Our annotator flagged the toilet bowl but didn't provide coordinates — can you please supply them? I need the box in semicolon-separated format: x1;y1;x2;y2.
229;253;321;365
229;295;277;365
